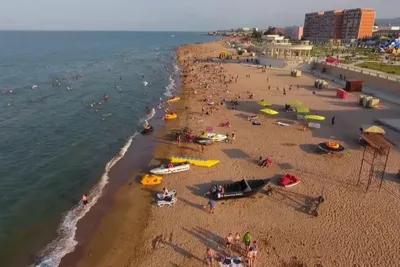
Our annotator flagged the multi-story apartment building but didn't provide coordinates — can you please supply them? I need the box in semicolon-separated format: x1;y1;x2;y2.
303;8;375;42
283;26;304;40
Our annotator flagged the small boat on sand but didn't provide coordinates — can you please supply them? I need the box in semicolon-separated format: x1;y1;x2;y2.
194;138;214;145
170;156;219;167
280;174;301;188
204;179;268;200
150;163;190;175
199;133;228;142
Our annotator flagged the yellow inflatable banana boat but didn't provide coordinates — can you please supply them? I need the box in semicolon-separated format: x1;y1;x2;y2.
170;156;220;167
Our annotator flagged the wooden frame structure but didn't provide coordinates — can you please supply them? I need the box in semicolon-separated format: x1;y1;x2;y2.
357;133;394;191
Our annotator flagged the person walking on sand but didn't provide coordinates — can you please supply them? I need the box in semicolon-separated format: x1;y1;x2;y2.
243;232;252;252
231;132;235;144
331;116;335;126
204;198;215;214
225;233;234;252
247;247;255;267
251;241;258;266
206;248;215;267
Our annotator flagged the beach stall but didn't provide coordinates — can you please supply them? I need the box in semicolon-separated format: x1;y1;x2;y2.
359;95;379;108
314;79;328;89
291;69;302;77
336;89;347;100
345;80;363;92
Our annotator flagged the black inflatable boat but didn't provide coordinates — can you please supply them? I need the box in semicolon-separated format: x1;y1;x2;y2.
204;179;268;200
141;125;154;135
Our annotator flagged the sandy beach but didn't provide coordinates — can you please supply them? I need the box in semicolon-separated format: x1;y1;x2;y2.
73;40;400;267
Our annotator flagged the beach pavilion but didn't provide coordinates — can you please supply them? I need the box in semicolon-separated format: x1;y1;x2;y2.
261;35;313;59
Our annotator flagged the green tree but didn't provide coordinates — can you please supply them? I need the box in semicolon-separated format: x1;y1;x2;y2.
251;29;262;39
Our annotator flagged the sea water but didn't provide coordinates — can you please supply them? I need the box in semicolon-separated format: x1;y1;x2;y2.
0;31;219;267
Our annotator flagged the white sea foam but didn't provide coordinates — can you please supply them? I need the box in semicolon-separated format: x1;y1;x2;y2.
33;132;138;267
164;62;180;97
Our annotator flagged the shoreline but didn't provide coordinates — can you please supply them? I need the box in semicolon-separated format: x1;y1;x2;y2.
58;46;191;267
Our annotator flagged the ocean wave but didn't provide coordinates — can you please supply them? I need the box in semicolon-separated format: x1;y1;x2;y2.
163;62;180;97
139;108;156;126
33;132;138;267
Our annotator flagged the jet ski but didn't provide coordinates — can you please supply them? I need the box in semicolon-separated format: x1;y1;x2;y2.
141;125;153;134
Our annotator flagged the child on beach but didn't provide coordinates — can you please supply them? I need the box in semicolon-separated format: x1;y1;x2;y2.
205;248;215;267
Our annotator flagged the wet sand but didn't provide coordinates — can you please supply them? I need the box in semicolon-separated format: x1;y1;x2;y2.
73;40;400;267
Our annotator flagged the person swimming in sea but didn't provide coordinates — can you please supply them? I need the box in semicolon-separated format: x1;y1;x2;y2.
82;194;88;205
104;94;109;101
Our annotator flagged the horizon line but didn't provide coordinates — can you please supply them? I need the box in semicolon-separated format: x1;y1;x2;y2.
0;29;211;33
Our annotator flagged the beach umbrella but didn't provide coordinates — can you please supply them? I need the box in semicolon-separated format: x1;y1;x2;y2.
361;125;386;134
305;115;325;121
288;100;303;107
296;107;310;114
260;108;279;115
258;100;272;107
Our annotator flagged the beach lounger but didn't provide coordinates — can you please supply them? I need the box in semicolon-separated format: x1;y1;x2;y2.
218;257;244;267
156;190;177;200
157;196;177;207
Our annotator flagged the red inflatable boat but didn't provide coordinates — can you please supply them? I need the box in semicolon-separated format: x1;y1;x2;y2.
280;174;301;188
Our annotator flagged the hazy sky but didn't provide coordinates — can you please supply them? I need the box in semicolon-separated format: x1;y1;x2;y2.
0;0;397;31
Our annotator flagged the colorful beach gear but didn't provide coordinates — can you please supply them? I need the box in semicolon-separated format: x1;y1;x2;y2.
305;115;325;121
260;108;279;115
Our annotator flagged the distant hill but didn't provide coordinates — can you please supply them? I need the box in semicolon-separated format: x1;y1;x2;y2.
375;17;400;26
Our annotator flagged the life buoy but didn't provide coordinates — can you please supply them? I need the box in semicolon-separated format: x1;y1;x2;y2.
327;142;339;149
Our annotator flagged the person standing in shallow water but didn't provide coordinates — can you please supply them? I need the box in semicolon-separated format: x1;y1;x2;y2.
82;194;88;205
331;116;335;126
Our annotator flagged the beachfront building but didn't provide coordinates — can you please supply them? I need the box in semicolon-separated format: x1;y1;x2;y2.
260;35;313;59
303;8;376;43
284;26;304;40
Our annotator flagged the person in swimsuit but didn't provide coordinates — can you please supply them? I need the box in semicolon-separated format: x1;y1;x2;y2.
234;233;241;246
225;233;234;251
82;194;88;205
247;247;254;267
251;241;258;265
162;188;169;199
205;248;215;267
